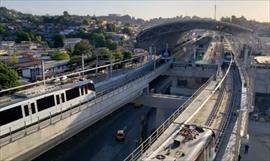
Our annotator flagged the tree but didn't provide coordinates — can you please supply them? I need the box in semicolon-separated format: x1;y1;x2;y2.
9;52;18;64
35;35;42;43
0;62;20;89
53;34;65;48
15;31;31;43
0;23;5;34
73;39;93;56
63;11;69;17
99;48;110;60
91;33;106;47
105;39;117;50
28;32;35;41
112;51;122;60
82;19;89;25
122;27;132;36
52;50;70;60
106;23;116;32
122;51;133;60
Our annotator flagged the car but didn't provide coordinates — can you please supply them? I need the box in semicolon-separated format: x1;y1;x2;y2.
115;130;125;141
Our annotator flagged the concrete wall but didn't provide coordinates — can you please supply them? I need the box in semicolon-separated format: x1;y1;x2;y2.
0;62;171;161
133;94;187;109
163;63;217;78
170;76;207;95
170;87;197;96
251;66;270;94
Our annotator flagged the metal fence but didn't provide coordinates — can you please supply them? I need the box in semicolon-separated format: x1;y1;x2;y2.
124;51;234;161
123;75;213;161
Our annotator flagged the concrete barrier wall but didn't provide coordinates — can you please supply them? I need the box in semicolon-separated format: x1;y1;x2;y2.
0;62;171;161
165;67;216;78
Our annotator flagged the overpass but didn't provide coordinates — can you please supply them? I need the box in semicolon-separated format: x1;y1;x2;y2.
136;20;253;51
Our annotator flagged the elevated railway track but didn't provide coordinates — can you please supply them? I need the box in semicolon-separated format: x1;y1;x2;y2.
124;49;234;161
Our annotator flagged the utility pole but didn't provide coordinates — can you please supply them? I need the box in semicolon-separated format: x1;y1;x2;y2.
81;54;85;78
109;51;112;78
95;53;98;74
149;46;152;61
193;46;196;63
93;40;98;74
41;60;46;86
214;0;217;21
153;46;156;70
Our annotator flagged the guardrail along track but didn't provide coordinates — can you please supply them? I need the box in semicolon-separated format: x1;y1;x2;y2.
123;76;213;161
124;51;234;161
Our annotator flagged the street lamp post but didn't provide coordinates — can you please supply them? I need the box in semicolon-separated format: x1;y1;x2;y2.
96;52;98;74
109;51;112;78
42;60;46;86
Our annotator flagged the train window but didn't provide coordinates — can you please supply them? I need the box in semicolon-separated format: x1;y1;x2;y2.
87;83;95;91
0;106;23;126
80;87;84;95
61;93;65;103
24;105;29;116
31;103;36;114
37;95;55;111
85;86;88;94
56;95;60;104
66;87;80;101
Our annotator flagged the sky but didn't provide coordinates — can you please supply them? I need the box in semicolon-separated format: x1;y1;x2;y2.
0;0;269;22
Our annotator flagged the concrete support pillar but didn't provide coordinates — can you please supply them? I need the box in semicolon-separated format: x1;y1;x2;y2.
244;47;249;68
144;86;150;95
106;66;109;80
172;76;177;87
187;77;196;87
155;108;165;128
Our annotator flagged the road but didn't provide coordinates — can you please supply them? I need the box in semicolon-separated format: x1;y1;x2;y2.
33;104;176;161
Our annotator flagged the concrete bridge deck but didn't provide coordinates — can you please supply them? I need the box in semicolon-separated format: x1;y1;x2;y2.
0;61;171;161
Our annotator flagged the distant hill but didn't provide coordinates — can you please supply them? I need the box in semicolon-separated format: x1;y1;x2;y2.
220;16;270;37
98;14;145;25
0;7;269;36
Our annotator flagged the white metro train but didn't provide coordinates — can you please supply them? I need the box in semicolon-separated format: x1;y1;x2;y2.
144;124;216;161
0;79;96;136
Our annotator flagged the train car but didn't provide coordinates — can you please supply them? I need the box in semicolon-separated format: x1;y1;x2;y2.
143;124;216;161
223;51;233;64
0;79;96;137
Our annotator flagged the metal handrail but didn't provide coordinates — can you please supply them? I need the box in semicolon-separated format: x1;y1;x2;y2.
124;51;234;161
206;81;226;126
214;72;234;152
0;55;151;94
124;75;213;161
